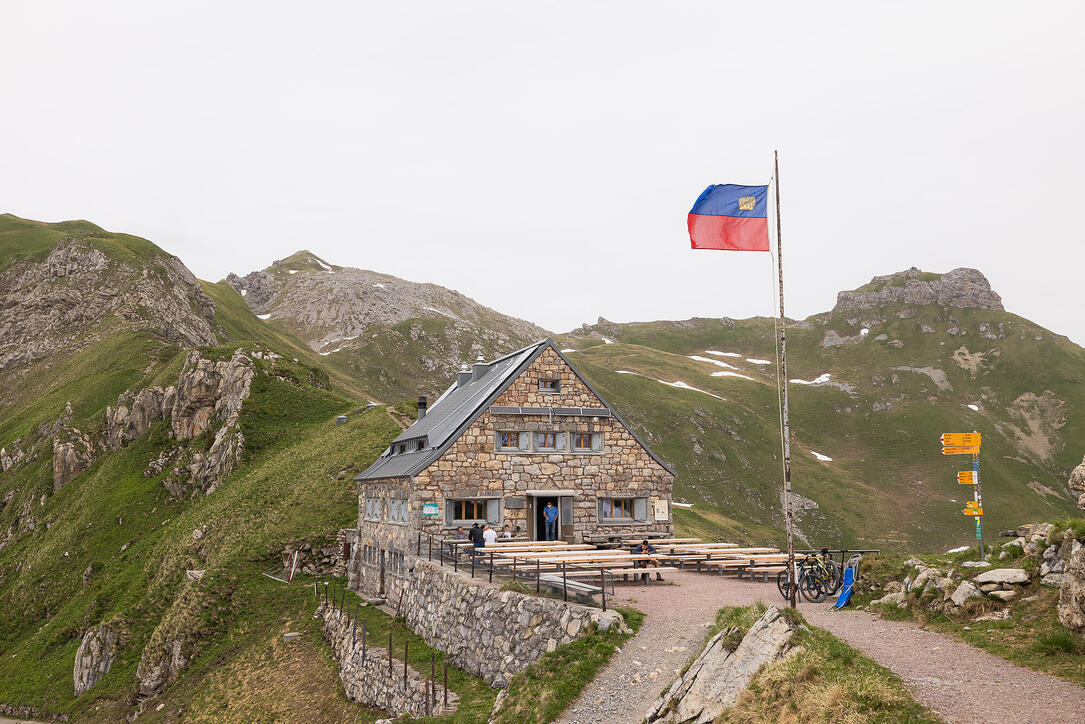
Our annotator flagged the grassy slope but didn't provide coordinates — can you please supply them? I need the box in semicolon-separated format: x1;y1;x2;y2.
562;304;1083;552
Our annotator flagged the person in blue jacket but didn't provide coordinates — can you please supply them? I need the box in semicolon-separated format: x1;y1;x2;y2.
543;501;559;541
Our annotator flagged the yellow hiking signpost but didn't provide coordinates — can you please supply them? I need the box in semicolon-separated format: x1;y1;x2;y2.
942;432;984;559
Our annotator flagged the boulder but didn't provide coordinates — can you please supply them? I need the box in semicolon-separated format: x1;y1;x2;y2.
1057;546;1085;632
950;581;982;607
74;624;119;696
872;591;907;607
1068;455;1085;509
987;589;1016;602
973;568;1030;585
1042;574;1067;588
645;606;800;723
961;561;991;569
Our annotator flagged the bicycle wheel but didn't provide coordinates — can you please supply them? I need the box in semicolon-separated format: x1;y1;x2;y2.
776;570;791;600
826;561;844;594
800;571;828;603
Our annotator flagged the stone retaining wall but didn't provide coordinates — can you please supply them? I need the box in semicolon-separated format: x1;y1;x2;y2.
320;603;459;718
359;558;627;687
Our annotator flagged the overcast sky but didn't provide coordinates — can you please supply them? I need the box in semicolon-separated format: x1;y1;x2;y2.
4;2;1084;341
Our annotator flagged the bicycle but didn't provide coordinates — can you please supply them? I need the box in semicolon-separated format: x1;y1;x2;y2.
776;550;843;603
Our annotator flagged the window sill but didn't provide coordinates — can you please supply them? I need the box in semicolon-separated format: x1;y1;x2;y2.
598;519;648;525
386;520;408;527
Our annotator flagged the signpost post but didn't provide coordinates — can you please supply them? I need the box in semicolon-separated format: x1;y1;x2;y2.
942;432;985;560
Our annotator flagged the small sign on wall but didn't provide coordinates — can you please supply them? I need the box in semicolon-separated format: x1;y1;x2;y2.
653;499;669;521
422;503;440;516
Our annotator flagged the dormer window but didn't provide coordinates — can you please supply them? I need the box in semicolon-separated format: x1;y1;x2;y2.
416;440;425;451
539;378;561;393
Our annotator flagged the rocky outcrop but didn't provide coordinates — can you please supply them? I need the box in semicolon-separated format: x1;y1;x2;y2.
225;270;280;313
1;444;25;471
646;606;800;724
135;586;202;700
52;430;95;491
170;350;253;441
0;238;218;370
74;624;120;696
105;349;254;496
1057;541;1085;633
834;267;1004;313
1068;455;1085;509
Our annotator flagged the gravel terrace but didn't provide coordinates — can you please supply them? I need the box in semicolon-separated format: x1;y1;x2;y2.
557;570;1085;724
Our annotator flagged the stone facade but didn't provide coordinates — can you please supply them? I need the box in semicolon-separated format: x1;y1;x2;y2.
352;558;627;687
320;602;459;718
353;346;674;564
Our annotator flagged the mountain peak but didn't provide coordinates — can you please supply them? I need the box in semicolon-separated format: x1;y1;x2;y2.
266;250;336;274
834;267;1003;313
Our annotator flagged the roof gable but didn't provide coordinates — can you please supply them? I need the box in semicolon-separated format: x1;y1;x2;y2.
356;339;675;480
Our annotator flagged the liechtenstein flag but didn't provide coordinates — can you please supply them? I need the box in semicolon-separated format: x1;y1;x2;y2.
688;184;770;251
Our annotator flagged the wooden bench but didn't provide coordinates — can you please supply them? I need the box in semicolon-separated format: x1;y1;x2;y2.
535;575;602;603
737;565;787;582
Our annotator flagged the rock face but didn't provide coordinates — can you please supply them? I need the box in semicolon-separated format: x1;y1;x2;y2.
646;606;800;724
73;624;119;696
1068;455;1085;509
834;267;1004;313
0;237;218;370
52;429;95;491
1058;543;1085;632
226;250;547;399
105;349;254;495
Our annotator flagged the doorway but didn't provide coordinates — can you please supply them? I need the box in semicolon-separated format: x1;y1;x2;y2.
534;496;559;541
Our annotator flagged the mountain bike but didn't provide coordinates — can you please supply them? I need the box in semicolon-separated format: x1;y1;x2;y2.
776;550;843;603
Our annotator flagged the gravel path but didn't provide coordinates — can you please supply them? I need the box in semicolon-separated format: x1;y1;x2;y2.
558;570;1085;724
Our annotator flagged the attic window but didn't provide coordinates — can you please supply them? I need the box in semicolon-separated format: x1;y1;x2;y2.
416;440;425;451
539;379;561;393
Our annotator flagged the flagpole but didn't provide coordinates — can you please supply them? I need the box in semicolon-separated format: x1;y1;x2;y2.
774;149;797;608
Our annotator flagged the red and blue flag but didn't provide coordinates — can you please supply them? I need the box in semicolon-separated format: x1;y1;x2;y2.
688;184;770;251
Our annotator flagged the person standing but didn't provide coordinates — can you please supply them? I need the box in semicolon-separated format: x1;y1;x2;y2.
468;522;484;549
543;501;559;541
482;524;498;547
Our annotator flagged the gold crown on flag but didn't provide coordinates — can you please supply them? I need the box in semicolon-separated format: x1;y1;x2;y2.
738;196;756;211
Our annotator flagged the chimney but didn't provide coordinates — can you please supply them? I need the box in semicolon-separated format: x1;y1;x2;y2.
417;396;427;420
472;354;489;381
456;363;473;387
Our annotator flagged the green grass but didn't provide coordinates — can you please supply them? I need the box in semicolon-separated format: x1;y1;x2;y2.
490;606;644;724
715;605;941;723
0;362;401;718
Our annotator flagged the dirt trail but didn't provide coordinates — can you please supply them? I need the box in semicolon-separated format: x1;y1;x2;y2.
558;570;1085;724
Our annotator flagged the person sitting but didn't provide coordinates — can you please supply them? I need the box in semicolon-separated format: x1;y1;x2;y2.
632;539;663;581
500;524;512;539
482;524;498;547
446;525;468;556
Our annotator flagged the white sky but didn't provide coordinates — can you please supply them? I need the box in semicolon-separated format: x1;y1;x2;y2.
3;2;1084;341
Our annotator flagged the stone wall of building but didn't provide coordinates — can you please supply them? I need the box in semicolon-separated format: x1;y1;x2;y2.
415;346;674;541
353;558;627;687
320;602;459;718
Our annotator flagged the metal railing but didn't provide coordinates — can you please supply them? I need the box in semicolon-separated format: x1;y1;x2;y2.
316;578;450;716
413;529;620;610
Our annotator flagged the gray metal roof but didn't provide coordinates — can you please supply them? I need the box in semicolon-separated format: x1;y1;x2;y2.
355;338;676;481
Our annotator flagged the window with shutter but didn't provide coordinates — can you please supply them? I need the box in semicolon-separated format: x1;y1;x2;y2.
573;433;592;450
486;498;501;523
536;432;556;450
518;433;531;451
633;497;647;521
590;433;603;451
554;432;566;451
497;431;520;450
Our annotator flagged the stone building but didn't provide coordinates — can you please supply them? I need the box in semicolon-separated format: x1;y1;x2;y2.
346;339;675;589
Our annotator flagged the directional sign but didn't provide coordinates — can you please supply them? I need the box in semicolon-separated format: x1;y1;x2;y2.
957;471;977;485
942;445;980;455
965;501;980;509
963;508;983;516
941;432;981;447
